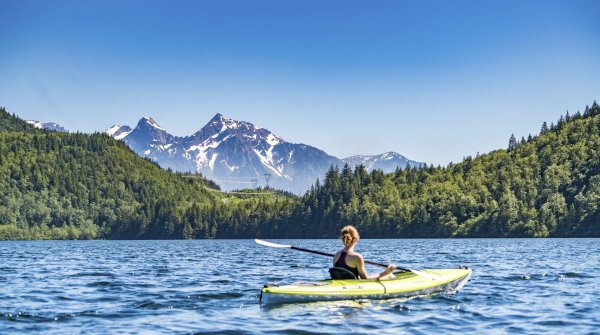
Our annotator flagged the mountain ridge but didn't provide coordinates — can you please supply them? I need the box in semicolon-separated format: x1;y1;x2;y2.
107;113;424;193
26;120;66;132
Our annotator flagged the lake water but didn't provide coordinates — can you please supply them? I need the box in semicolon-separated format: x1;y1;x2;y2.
1;239;599;334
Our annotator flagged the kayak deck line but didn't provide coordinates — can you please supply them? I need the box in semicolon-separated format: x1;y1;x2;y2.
376;279;387;295
260;267;471;305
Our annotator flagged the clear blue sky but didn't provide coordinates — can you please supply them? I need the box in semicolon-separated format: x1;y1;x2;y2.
1;0;599;165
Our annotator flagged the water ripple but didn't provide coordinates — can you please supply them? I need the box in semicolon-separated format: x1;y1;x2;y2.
0;239;598;334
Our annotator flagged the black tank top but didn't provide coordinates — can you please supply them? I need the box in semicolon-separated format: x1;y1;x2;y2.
334;251;360;278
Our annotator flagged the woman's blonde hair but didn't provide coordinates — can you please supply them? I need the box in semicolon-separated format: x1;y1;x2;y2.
341;225;360;247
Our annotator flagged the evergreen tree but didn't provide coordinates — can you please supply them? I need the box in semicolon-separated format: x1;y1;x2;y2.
540;121;549;134
508;134;517;150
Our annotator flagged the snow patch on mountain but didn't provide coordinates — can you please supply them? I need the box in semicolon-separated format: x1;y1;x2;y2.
106;125;133;140
343;151;424;171
209;154;218;170
141;117;164;131
26;120;66;132
106;114;423;194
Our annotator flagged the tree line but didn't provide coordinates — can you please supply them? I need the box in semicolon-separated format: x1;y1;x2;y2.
0;102;599;239
270;102;600;238
0;107;296;239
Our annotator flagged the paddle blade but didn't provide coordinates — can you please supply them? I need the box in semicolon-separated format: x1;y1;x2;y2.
254;239;292;249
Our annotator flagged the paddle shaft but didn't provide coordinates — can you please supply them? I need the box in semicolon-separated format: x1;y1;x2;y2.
255;239;435;279
291;246;401;270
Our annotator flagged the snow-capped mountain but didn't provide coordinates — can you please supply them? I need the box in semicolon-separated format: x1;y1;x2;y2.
107;117;193;172
343;152;423;171
26;120;66;132
107;114;424;194
107;114;341;193
182;114;342;192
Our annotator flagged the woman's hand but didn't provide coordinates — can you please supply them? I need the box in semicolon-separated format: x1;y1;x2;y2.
378;264;396;278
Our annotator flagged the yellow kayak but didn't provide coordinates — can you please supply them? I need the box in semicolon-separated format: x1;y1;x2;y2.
260;267;471;305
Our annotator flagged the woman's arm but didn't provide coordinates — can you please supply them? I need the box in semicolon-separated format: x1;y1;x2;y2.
332;251;340;268
356;255;396;279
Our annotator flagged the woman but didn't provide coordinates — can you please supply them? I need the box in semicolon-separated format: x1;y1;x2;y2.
333;225;396;280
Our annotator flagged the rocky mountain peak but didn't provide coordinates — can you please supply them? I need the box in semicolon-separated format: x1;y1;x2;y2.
137;117;165;131
106;114;423;193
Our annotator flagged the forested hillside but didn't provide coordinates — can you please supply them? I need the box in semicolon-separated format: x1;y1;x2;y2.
1;102;599;239
274;102;600;238
0;108;38;132
0;107;294;239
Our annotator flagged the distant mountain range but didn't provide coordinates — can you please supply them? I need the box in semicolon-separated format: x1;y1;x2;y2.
24;115;423;193
344;152;420;173
105;114;424;193
26;120;66;132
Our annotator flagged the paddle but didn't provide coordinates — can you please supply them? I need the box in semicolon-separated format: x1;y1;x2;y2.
255;239;438;280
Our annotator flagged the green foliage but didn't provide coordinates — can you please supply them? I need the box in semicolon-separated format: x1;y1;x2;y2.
0;130;217;239
1;102;600;239
0;107;37;132
0;107;295;239
274;101;600;238
508;134;517;150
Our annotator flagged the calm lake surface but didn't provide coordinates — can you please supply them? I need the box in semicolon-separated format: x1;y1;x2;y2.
1;239;599;334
